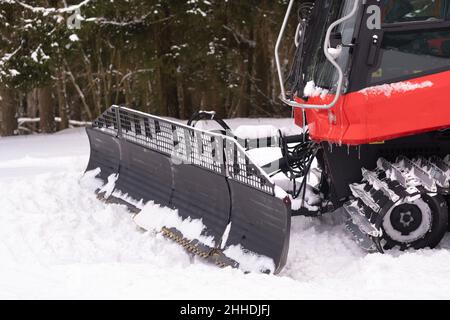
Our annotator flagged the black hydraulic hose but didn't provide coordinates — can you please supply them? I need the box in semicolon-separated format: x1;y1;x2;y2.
284;134;305;144
296;147;319;201
187;111;231;132
280;130;321;203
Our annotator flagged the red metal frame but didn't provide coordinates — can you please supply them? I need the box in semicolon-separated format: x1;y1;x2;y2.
294;70;450;145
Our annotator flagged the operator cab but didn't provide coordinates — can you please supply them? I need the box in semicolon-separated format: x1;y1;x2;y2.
278;0;450;108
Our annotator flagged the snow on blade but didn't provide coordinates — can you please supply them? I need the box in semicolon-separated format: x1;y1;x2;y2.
220;222;232;250
112;190;145;210
274;185;289;200
223;245;275;274
247;147;283;168
360;81;433;97
191;117;302;137
115;185;277;274
134;203;216;248
98;173;119;199
234;125;279;140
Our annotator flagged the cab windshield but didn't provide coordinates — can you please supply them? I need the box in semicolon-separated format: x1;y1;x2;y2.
382;0;446;24
286;0;358;96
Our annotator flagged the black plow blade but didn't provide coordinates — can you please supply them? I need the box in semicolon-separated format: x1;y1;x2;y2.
85;106;291;273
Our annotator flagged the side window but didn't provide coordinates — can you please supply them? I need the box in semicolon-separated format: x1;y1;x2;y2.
370;28;450;84
382;0;445;23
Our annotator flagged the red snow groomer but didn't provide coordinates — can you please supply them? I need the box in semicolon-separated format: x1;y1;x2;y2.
86;0;450;273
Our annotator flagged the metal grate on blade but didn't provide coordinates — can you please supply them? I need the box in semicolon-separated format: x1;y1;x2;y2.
91;106;274;194
224;140;273;194
92;108;119;136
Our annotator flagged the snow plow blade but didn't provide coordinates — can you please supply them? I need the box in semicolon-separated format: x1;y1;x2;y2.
85;106;291;273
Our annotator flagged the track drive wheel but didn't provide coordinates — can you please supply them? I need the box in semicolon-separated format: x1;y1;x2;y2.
381;194;448;250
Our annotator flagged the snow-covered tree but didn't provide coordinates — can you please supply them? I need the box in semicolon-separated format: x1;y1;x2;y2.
0;0;293;136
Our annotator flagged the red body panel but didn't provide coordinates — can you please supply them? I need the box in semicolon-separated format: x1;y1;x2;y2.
294;70;450;145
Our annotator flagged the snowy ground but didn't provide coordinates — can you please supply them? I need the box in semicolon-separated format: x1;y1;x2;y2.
1;121;450;300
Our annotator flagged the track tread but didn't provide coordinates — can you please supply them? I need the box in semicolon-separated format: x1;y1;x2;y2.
344;155;450;252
